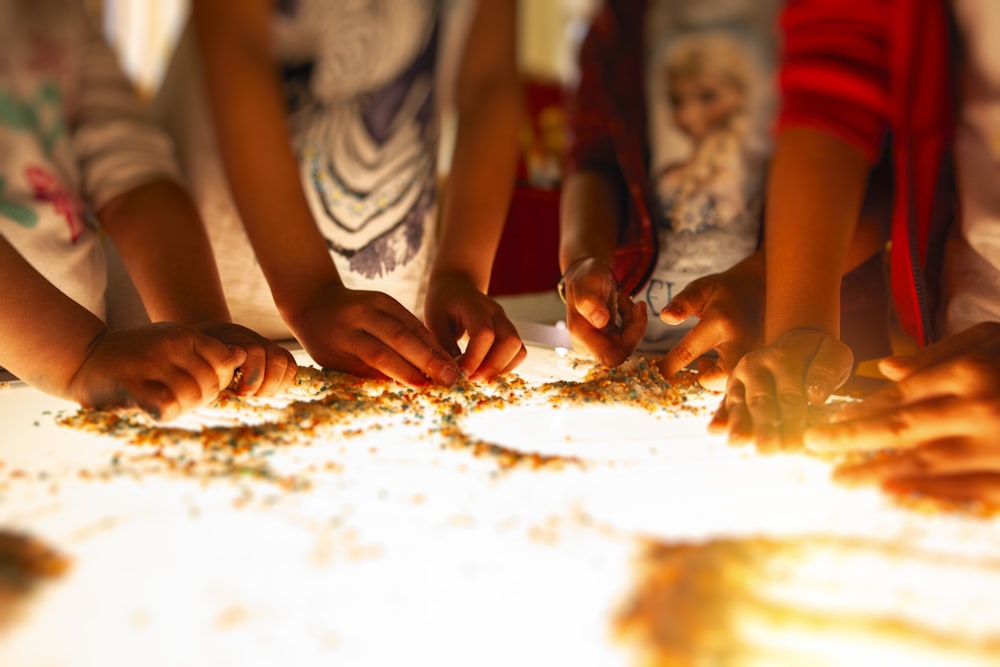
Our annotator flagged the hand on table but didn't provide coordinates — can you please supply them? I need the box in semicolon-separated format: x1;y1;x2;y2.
658;255;765;391
66;322;246;421
714;328;853;453
196;322;297;396
806;322;1000;506
424;272;525;382
285;282;461;387
562;258;647;367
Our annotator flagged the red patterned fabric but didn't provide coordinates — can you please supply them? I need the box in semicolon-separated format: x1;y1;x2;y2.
777;0;955;345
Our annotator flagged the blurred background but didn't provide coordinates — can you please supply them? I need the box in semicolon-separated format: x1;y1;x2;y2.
89;0;596;309
93;0;597;97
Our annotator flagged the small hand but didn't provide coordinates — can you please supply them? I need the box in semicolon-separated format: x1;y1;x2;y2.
66;322;246;421
424;272;526;382
658;254;764;391
196;322;297;396
563;258;647;367
714;328;852;453
285;282;461;387
806;322;1000;506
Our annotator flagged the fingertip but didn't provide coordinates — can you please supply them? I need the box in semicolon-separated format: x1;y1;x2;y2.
586;308;610;329
806;381;832;406
438;363;460;387
877;355;914;380
228;344;248;367
659;300;686;324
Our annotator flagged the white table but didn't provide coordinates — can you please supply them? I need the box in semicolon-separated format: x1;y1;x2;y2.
2;344;999;666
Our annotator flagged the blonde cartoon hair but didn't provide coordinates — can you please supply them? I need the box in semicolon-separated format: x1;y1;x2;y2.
660;32;757;231
664;32;754;104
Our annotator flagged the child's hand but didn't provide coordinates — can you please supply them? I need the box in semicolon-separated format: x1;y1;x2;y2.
196;323;297;396
66;323;246;421
562;258;647;367
658;253;765;391
712;328;853;453
802;322;1000;506
284;282;461;387
424;272;526;382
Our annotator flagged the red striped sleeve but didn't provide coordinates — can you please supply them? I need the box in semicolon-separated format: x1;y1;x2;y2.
777;0;891;162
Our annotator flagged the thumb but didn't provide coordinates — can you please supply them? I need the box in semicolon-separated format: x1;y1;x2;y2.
576;294;612;329
804;337;853;405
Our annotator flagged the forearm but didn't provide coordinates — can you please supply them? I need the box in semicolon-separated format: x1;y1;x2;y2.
0;237;106;395
192;0;340;317
433;82;520;291
764;127;870;342
559;170;621;271
99;180;230;324
431;0;519;292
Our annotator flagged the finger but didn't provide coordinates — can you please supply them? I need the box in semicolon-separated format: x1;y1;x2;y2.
830;358;990;426
569;312;629;367
695;357;727;392
616;297;648;352
723;379;757;446
740;363;786;452
279;351;300;390
876;354;918;381
156;363;220;412
425;309;463;358
809;395;991;453
708;396;728;433
352;334;437;387
659;279;712;325
882;473;1000;508
574;293;613;329
319;350;391;383
192;336;243;392
233;343;268;395
366;310;460;386
255;347;298;396
497;344;527;376
836;438;1000;485
469;321;524;382
803;336;853;406
660;321;722;378
898;321;1000;371
132;380;181;422
459;324;495;379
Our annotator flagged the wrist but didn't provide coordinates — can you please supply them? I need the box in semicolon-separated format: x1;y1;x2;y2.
428;266;485;294
64;325;111;401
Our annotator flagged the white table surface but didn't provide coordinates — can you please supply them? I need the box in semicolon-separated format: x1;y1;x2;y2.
2;344;999;666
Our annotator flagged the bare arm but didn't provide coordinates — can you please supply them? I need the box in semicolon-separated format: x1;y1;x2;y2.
190;0;459;386
764;127;871;341
98;179;230;324
558;170;646;366
0;235;243;418
99;179;297;395
191;0;338;313
0;236;108;395
720;127;872;450
433;0;520;295
425;0;525;380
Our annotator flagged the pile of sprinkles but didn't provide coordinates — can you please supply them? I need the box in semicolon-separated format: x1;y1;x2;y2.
57;358;712;490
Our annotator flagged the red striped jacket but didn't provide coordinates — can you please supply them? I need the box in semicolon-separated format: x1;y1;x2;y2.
778;0;956;345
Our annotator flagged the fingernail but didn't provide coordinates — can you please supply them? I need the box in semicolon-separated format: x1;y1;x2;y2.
440;366;459;386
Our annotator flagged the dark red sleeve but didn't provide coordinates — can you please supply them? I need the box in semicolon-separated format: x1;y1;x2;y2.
564;7;622;181
777;0;891;162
